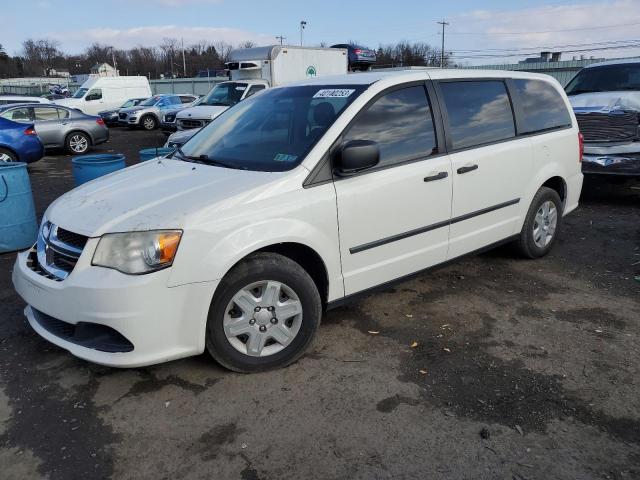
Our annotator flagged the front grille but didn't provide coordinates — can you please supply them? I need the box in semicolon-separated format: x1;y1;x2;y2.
29;223;89;281
164;114;176;123
178;119;206;129
32;309;134;353
576;110;640;143
56;227;88;250
119;112;127;120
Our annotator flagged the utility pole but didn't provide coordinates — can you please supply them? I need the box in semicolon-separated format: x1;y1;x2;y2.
276;35;286;45
437;20;449;68
300;21;307;46
110;46;118;74
181;37;186;77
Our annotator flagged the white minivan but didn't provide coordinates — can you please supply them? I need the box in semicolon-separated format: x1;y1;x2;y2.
55;76;152;115
13;70;583;372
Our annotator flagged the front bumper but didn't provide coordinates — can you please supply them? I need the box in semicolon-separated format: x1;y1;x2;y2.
582;153;640;176
12;243;217;367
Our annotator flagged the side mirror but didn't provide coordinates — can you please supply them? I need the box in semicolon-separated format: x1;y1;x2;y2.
335;140;380;175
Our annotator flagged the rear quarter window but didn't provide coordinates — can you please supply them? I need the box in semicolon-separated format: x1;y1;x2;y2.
512;79;572;133
440;80;515;150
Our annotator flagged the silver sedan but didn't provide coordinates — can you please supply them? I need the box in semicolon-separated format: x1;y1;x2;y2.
0;103;109;154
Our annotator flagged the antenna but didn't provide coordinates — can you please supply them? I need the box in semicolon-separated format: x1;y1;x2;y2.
276;35;286;45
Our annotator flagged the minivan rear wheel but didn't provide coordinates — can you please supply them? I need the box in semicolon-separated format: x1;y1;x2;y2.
517;186;563;258
205;252;322;372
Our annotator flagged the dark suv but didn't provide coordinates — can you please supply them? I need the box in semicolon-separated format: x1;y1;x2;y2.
331;44;376;71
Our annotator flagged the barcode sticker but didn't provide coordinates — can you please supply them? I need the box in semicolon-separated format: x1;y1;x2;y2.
313;89;355;98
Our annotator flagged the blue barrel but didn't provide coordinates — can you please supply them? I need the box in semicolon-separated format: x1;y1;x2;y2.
139;147;174;163
0;162;38;253
72;154;126;186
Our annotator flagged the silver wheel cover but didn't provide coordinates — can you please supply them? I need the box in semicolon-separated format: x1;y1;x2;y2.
223;280;303;357
533;200;558;248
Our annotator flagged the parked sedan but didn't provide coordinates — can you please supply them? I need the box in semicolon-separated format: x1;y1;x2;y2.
0;104;109;155
330;43;377;71
99;98;148;126
0;117;44;163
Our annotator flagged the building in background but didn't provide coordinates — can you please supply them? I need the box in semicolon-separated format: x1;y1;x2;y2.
90;63;118;77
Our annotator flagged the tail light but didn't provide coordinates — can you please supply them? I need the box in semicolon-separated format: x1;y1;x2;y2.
96;118;106;127
578;131;584;162
354;49;362;54
24;127;37;136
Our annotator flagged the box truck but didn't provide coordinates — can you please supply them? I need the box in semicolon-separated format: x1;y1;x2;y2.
175;45;348;131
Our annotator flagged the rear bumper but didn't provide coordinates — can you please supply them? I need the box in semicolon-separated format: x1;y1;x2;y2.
582;153;640;176
93;128;109;146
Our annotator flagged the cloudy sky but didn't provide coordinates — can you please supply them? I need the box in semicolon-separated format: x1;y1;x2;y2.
2;0;640;65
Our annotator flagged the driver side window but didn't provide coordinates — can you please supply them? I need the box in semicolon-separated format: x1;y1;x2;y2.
85;89;102;101
343;85;438;168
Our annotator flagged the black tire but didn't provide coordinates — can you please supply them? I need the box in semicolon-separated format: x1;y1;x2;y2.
517;186;563;259
141;115;157;131
0;148;18;162
206;252;322;373
65;131;90;154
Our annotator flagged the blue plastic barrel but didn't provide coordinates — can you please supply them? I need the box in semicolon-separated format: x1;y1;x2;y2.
72;154;126;186
139;147;174;163
0;162;38;253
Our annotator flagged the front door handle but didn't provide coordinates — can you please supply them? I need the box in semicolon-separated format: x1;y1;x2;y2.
423;171;448;182
457;164;478;174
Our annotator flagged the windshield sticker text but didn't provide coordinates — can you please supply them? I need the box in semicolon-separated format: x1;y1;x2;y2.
313;89;355;98
274;153;298;162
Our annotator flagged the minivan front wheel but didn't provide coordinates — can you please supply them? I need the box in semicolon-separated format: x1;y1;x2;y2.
517;186;563;258
206;252;322;372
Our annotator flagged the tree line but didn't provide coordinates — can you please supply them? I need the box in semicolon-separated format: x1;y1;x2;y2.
0;38;450;79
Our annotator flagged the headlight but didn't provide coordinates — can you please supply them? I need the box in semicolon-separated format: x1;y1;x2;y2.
92;230;182;274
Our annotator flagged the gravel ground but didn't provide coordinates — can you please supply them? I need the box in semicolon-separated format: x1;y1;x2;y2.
1;128;639;480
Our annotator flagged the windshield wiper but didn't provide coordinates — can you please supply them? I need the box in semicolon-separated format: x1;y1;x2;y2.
173;147;241;169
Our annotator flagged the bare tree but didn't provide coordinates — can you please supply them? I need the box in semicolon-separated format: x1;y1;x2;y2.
238;41;257;49
213;41;233;64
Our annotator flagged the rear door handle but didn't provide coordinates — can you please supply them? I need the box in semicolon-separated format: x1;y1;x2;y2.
423;171;448;182
457;164;478;174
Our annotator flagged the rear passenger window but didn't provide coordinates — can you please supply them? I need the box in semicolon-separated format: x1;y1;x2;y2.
512;79;572;133
34;107;59;121
440;81;515;150
344;86;437;168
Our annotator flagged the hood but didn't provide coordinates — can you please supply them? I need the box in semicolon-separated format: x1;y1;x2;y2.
54;98;82;108
568;91;640;111
45;159;282;236
120;106;148;114
177;105;228;120
166;128;199;146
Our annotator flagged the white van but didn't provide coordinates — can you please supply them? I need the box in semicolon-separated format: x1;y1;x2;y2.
175;45;348;130
55;76;152;115
13;70;583;372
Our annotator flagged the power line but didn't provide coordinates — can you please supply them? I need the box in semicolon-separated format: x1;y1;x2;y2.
447;21;640;36
452;42;640;59
450;38;640;54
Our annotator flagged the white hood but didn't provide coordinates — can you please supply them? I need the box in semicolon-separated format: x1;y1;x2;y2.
568;91;640;111
45;159;282;237
177;105;228;120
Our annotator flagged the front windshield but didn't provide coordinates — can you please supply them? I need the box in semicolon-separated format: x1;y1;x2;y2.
72;88;88;99
566;63;640;95
120;99;137;108
201;83;248;107
139;95;162;106
178;85;366;172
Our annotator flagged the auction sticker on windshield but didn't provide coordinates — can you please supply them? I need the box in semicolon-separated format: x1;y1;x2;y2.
313;89;355;98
